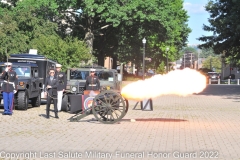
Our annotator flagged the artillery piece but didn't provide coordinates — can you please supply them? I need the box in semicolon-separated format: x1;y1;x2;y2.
69;90;129;124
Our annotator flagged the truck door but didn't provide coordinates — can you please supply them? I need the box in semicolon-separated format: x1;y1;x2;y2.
31;68;38;93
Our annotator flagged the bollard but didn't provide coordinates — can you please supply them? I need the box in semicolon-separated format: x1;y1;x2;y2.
218;79;220;84
238;79;239;85
228;79;230;85
209;78;211;84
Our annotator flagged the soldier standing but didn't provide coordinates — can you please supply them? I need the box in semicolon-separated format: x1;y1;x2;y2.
55;64;67;112
85;68;100;91
44;69;58;119
0;62;18;115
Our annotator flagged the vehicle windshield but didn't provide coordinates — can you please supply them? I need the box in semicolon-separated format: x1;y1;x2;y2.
208;72;219;76
70;70;114;81
70;70;89;80
0;66;31;77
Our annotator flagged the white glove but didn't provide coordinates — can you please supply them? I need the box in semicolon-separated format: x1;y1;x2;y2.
14;90;17;94
5;68;8;72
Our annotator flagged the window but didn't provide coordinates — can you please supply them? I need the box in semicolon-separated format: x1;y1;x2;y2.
70;70;89;80
97;72;113;81
0;66;31;77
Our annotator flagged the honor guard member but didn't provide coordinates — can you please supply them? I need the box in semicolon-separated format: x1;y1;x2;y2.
85;68;100;91
55;64;66;112
0;62;18;115
44;69;59;119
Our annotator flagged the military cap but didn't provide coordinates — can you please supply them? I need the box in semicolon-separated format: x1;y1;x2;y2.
4;62;12;66
56;64;62;68
90;68;96;72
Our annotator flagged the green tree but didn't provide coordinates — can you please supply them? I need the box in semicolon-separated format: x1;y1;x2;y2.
29;35;90;71
1;0;191;70
198;0;240;59
0;9;29;59
0;1;90;68
156;61;166;74
202;56;221;73
200;47;216;58
60;0;191;67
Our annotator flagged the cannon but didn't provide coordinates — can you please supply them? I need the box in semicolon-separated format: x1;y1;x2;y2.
69;90;129;124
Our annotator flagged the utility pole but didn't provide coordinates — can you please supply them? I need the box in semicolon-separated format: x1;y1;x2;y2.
197;50;200;70
183;53;185;69
190;53;193;68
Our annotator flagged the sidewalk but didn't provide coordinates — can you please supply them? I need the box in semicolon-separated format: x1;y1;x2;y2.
0;93;239;160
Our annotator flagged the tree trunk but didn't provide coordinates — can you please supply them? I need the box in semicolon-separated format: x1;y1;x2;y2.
112;56;118;69
97;51;105;66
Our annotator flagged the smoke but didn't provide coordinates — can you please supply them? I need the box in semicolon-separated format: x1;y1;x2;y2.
121;68;206;101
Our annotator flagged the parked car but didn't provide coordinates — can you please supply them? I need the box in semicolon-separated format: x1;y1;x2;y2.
207;72;220;84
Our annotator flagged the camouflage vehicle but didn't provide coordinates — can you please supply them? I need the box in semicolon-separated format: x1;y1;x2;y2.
61;66;121;111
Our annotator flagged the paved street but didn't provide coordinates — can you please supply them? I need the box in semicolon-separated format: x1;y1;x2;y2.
0;85;240;160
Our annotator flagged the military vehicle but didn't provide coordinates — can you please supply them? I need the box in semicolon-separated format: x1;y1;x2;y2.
62;66;121;112
8;54;58;98
0;53;58;110
0;62;42;110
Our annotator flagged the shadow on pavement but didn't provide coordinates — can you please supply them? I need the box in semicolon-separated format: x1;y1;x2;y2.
122;118;187;122
197;85;240;96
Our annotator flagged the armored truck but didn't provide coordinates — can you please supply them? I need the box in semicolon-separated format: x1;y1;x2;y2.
61;66;121;111
0;53;58;110
0;62;42;110
8;54;58;99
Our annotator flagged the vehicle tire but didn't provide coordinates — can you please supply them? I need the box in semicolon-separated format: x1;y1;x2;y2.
31;93;41;107
17;91;29;110
61;94;69;112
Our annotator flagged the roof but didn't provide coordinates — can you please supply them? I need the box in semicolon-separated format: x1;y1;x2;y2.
9;54;58;63
0;62;38;67
82;65;106;69
69;67;118;73
10;53;47;59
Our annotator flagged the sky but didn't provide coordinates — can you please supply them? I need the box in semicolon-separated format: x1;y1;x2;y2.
183;0;213;45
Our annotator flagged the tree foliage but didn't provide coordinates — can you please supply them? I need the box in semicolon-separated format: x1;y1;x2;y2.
0;0;191;70
29;35;90;71
0;1;90;68
202;56;221;73
200;47;216;58
198;0;240;59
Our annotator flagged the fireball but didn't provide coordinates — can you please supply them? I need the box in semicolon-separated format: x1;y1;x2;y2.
121;68;206;101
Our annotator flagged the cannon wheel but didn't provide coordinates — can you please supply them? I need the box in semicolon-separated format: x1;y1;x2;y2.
92;90;128;124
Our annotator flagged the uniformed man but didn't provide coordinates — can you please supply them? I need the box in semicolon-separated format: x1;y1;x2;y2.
0;62;18;115
44;69;58;119
85;68;100;91
55;64;67;112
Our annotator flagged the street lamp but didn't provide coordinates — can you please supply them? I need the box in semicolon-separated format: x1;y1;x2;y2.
142;38;146;80
166;47;169;73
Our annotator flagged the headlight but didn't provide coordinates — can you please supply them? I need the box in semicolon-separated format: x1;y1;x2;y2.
101;86;113;90
71;86;77;92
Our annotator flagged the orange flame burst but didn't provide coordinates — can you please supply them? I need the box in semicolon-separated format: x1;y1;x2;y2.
121;68;206;101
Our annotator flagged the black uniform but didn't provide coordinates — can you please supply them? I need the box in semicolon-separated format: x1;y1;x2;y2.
0;69;18;115
55;71;67;91
1;69;18;92
44;76;58;118
85;75;100;91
